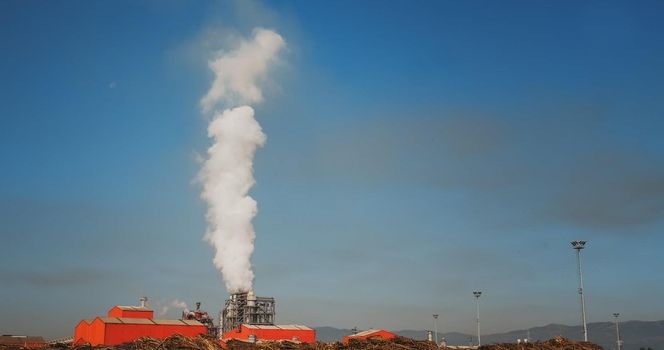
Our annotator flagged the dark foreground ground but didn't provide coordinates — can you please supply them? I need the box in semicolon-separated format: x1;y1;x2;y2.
1;335;604;350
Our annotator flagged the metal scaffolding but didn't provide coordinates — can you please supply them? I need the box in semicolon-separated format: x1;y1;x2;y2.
221;291;275;334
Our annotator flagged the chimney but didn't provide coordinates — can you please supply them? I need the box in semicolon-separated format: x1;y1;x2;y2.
139;296;148;308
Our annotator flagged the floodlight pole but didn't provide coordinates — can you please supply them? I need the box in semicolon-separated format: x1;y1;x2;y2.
571;240;588;342
613;313;621;350
433;314;439;346
473;291;482;346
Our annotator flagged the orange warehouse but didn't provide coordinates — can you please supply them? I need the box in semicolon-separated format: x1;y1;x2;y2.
74;305;207;346
343;329;397;343
222;324;316;343
107;306;154;319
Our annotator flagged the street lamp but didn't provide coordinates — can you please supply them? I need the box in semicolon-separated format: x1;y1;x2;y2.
571;240;588;342
473;291;482;346
613;313;622;350
433;314;439;346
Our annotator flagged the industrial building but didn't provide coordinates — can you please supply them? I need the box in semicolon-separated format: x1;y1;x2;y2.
0;335;45;348
221;291;275;333
343;329;397;343
74;298;208;346
183;302;217;336
220;291;316;343
222;324;316;343
73;292;316;345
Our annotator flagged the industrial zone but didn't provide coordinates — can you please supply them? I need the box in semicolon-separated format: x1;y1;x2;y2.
0;241;629;350
0;289;414;349
71;292;315;346
2;3;657;349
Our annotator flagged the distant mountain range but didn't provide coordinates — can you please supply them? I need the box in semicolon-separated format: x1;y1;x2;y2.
315;320;664;350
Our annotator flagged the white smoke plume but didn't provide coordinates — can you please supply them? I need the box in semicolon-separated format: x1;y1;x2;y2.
200;28;286;112
198;28;285;293
156;299;188;316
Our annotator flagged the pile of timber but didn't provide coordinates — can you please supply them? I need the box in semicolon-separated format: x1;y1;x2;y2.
22;334;603;350
474;336;603;350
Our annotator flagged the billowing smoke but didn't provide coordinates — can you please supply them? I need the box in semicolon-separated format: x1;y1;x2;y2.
201;28;286;110
157;299;188;316
198;28;285;293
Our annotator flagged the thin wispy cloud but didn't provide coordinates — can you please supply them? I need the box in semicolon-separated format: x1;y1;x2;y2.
0;268;108;288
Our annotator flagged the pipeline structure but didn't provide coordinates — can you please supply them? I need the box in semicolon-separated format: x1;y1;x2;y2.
220;291;314;343
221;291;275;333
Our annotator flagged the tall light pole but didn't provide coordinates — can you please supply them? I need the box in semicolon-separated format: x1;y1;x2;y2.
473;291;482;346
571;240;588;342
613;313;621;350
433;314;439;346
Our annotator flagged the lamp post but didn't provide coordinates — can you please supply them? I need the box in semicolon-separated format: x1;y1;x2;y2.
433;314;439;346
571;240;588;342
613;313;621;350
473;291;482;346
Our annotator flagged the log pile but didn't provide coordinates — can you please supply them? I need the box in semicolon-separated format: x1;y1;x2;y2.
474;336;603;350
11;334;602;350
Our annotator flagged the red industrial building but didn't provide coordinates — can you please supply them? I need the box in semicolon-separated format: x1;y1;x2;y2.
75;294;315;345
222;324;316;343
74;304;207;346
0;335;45;348
343;329;397;343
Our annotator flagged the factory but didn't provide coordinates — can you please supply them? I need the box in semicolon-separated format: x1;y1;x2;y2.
220;291;315;343
74;297;209;346
73;293;315;346
223;324;316;343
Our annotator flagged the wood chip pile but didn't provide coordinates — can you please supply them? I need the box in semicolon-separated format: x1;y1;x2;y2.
16;334;602;350
474;336;603;350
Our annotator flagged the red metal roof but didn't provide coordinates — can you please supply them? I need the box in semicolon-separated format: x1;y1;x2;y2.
352;329;384;337
93;317;203;326
151;319;185;325
243;324;313;330
222;324;316;344
98;317;123;324
114;306;151;311
116;317;154;325
343;329;397;344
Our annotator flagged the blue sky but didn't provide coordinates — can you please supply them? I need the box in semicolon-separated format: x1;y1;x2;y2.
1;0;663;340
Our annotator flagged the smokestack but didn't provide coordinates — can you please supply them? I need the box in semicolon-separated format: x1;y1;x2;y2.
139;296;148;308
